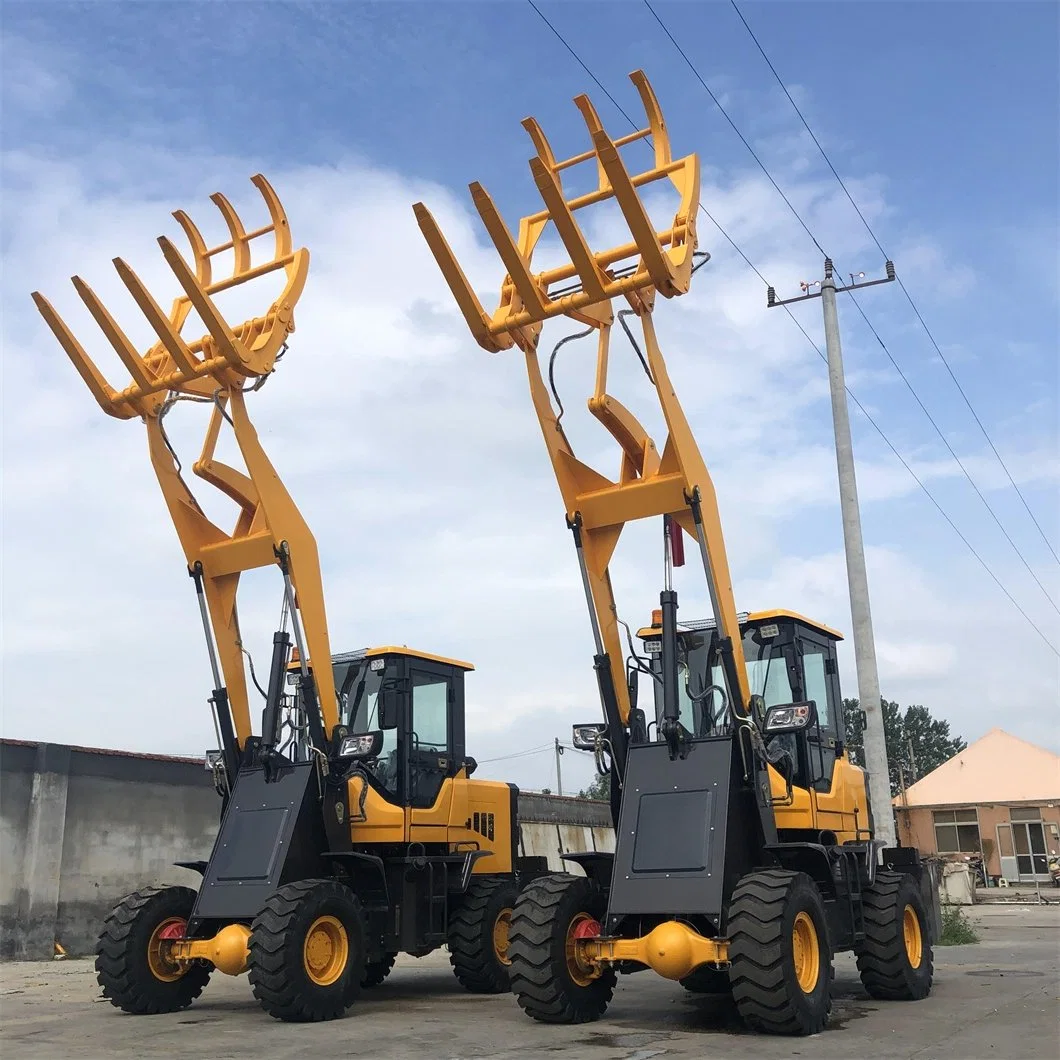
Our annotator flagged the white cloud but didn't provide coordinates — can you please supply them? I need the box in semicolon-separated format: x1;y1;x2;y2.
2;57;1058;801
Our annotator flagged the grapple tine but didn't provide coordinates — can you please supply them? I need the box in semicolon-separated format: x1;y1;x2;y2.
630;70;672;168
113;257;198;377
172;209;212;287
72;276;157;393
572;94;610;191
528;156;610;302
588;129;677;295
158;235;249;372
251;174;293;258
469;182;549;320
210;192;251;274
521;116;559;173
412;201;509;353
30;291;131;418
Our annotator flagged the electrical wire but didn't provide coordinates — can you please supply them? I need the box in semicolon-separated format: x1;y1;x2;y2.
643;0;1057;613
523;0;1060;656
728;0;1059;565
478;744;553;764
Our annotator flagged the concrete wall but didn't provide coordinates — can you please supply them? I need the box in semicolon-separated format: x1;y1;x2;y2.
0;740;613;960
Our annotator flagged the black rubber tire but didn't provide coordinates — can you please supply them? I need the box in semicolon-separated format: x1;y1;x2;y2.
95;886;212;1015
508;872;615;1024
728;868;833;1036
680;964;732;994
856;870;934;1001
248;879;367;1022
448;876;521;993
362;953;397;988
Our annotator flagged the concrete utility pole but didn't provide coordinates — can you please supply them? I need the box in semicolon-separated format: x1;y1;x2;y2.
554;737;564;796
768;258;897;848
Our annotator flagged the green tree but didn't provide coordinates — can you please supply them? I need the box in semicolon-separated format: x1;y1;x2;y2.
578;773;611;801
843;697;966;797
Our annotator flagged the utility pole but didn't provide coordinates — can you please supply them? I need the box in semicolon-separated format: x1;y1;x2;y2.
554;737;564;796
768;258;897;848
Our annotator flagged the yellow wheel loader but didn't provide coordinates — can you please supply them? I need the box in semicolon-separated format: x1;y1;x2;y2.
415;70;942;1035
32;180;545;1022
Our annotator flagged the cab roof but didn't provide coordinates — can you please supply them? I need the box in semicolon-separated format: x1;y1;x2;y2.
326;646;475;671
636;608;844;642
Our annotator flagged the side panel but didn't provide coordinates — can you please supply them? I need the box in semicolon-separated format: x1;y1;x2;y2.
347;779;406;845
813;756;869;843
444;778;514;875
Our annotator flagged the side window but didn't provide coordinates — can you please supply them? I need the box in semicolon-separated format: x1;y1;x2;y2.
412;676;450;752
801;648;832;729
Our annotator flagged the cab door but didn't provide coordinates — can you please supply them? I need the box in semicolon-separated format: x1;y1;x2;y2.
406;661;457;841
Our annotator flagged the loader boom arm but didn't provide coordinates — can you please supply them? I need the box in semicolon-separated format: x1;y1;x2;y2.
32;176;340;760
414;71;751;724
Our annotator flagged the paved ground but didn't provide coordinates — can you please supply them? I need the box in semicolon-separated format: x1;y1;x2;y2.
2;905;1057;1060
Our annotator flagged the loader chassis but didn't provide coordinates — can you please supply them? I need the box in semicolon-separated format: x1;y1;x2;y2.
34;179;545;1023
416;69;939;1035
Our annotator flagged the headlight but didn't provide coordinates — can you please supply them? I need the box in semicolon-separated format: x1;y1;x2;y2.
764;702;814;732
338;733;381;759
571;723;607;750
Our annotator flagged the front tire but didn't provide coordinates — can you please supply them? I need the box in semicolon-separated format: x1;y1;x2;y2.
248;879;367;1022
95;885;212;1014
856;870;934;1000
508;872;615;1024
728;869;833;1035
362;953;396;988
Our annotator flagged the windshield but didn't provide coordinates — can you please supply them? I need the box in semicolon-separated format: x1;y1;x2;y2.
333;658;383;732
652;628;793;738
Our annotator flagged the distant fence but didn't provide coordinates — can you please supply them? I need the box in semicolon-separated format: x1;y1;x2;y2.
0;739;613;960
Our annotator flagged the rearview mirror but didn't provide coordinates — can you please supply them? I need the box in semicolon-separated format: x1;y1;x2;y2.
572;722;607;751
378;687;401;730
764;701;818;734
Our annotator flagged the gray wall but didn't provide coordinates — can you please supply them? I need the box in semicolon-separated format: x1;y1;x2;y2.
0;739;613;960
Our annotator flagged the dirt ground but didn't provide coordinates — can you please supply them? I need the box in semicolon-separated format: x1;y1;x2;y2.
2;904;1057;1060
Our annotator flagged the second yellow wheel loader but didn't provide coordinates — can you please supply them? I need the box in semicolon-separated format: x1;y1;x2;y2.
415;69;942;1036
32;178;546;1022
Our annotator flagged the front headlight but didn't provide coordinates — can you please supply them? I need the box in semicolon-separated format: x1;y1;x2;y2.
339;733;381;758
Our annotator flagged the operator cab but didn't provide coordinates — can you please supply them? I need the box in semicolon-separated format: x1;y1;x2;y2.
287;646;475;808
636;610;847;793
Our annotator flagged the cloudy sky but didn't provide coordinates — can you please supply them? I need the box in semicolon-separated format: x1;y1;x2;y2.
2;1;1057;796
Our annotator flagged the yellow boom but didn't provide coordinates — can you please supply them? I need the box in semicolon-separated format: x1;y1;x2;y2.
31;176;339;756
414;71;751;723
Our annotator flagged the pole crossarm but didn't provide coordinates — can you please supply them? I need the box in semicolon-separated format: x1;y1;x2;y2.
414;71;751;724
31;175;339;747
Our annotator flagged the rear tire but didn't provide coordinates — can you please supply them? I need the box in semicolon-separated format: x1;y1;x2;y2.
95;886;212;1014
249;879;366;1022
856;870;934;1001
728;868;832;1035
448;876;520;993
362;953;396;988
508;872;615;1024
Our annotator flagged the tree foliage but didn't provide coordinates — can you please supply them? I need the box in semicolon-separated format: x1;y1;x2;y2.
843;697;966;797
578;773;611;801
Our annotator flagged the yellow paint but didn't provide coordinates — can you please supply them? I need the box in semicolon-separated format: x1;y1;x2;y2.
170;923;251;977
32;175;341;746
414;71;754;723
637;608;845;642
365;646;475;670
791;911;820;993
903;904;923;968
580;920;728;981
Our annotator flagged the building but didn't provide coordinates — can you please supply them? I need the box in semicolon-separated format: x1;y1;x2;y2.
893;728;1060;883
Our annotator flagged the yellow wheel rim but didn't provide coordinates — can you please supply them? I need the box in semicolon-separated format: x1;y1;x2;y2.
791;911;820;993
565;913;597;987
303;915;349;987
147;917;187;983
903;905;923;969
493;907;513;966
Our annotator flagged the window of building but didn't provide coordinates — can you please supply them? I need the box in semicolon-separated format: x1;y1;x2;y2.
933;808;982;853
1009;806;1042;822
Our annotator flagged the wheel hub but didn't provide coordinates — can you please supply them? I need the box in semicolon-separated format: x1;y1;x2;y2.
903;904;923;969
303;915;349;986
493;908;513;965
791;911;820;993
147;917;187;983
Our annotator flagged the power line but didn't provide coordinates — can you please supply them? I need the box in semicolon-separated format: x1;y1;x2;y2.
728;0;1059;566
522;0;1059;656
643;0;1057;616
478;743;553;764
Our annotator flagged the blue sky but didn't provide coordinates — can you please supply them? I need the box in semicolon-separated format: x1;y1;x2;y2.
2;0;1057;789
